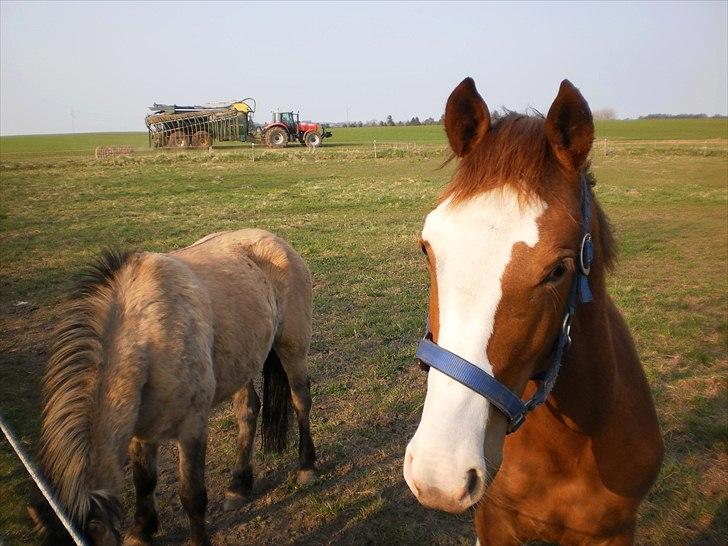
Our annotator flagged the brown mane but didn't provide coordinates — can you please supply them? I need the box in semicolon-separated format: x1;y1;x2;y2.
440;112;616;270
39;249;134;524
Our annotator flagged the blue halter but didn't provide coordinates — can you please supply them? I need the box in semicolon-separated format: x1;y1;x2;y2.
416;174;595;433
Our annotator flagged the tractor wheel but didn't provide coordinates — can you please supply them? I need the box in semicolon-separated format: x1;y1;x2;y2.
191;130;213;148
265;127;288;148
167;131;189;149
304;131;322;148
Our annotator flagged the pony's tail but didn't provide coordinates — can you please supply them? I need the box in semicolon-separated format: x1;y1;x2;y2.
261;348;291;453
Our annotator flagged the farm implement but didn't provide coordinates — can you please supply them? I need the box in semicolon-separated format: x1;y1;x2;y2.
145;99;332;149
145;99;257;149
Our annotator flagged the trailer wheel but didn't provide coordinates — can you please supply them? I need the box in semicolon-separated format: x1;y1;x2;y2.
167;131;189;148
265;127;288;148
151;131;166;148
191;130;212;148
304;132;322;148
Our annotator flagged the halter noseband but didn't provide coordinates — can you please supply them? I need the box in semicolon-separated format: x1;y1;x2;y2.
416;174;595;433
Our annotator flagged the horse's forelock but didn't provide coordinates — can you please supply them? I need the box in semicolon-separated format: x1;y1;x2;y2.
440;113;615;271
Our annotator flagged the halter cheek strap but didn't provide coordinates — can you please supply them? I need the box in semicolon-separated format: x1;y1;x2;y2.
416;174;594;433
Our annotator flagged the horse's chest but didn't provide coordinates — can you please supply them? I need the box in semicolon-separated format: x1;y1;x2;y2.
480;444;636;543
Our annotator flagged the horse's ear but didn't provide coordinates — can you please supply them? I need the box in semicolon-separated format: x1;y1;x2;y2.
545;80;594;171
444;77;491;157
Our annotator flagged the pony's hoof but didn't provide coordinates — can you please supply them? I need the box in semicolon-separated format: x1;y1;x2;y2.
297;468;316;485
223;491;248;511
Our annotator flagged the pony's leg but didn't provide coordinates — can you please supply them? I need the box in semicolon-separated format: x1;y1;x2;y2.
275;344;317;484
223;380;260;511
127;439;159;545
178;425;211;546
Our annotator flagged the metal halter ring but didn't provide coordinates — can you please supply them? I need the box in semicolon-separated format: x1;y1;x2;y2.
561;313;573;349
579;233;593;275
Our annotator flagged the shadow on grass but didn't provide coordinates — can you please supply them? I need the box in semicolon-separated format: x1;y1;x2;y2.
2;300;726;544
194;391;472;546
691;499;728;545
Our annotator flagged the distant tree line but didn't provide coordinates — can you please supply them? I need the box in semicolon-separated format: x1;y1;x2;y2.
330;111;726;128
639;113;727;119
333;113;446;128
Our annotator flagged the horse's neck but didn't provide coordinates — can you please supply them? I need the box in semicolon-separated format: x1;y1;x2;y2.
88;363;139;492
550;279;618;433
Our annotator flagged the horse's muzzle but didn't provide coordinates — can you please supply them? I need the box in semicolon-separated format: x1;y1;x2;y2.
403;446;487;513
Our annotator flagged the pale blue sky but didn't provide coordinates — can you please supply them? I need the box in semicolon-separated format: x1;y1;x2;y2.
1;1;726;135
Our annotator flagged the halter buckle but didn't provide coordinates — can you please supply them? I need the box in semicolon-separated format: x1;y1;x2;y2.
579;233;593;275
508;413;526;433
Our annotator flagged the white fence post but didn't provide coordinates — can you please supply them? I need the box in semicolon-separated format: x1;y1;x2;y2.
374;140;377;159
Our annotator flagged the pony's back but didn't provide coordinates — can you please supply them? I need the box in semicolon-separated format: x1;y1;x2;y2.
172;229;312;402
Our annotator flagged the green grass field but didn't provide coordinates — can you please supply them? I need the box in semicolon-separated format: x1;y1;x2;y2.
1;118;726;157
0;123;726;545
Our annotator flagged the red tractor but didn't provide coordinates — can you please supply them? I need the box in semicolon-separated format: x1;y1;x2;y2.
262;111;332;148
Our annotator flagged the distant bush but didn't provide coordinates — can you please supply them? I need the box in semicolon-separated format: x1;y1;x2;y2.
593;108;617;120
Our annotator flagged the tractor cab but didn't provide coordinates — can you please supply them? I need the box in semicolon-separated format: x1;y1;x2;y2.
273;111;299;133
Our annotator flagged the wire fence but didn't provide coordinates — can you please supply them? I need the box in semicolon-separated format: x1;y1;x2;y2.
1;138;726;166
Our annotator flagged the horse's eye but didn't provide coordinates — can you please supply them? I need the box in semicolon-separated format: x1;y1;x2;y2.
545;261;567;283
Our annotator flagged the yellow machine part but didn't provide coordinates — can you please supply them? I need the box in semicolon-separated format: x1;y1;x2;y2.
232;102;250;113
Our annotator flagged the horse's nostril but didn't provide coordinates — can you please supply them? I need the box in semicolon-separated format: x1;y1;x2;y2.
465;468;480;497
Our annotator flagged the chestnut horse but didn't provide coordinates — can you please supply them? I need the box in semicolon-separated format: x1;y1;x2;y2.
28;229;316;546
404;79;663;545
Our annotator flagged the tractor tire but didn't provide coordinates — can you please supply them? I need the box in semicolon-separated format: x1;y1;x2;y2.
167;131;189;149
304;131;322;148
191;130;213;148
264;127;288;148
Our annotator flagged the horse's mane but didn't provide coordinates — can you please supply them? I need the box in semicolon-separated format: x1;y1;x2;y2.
39;249;134;524
441;112;616;270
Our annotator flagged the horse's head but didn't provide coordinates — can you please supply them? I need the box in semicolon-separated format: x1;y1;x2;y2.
28;491;122;546
404;78;598;512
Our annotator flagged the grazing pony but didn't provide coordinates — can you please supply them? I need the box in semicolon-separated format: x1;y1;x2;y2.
403;79;663;545
28;229;317;546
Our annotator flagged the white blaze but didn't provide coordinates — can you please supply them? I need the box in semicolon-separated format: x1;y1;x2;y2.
404;186;546;510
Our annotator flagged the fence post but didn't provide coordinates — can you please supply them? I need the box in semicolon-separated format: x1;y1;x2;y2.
374;140;377;159
252;142;255;162
603;138;608;156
